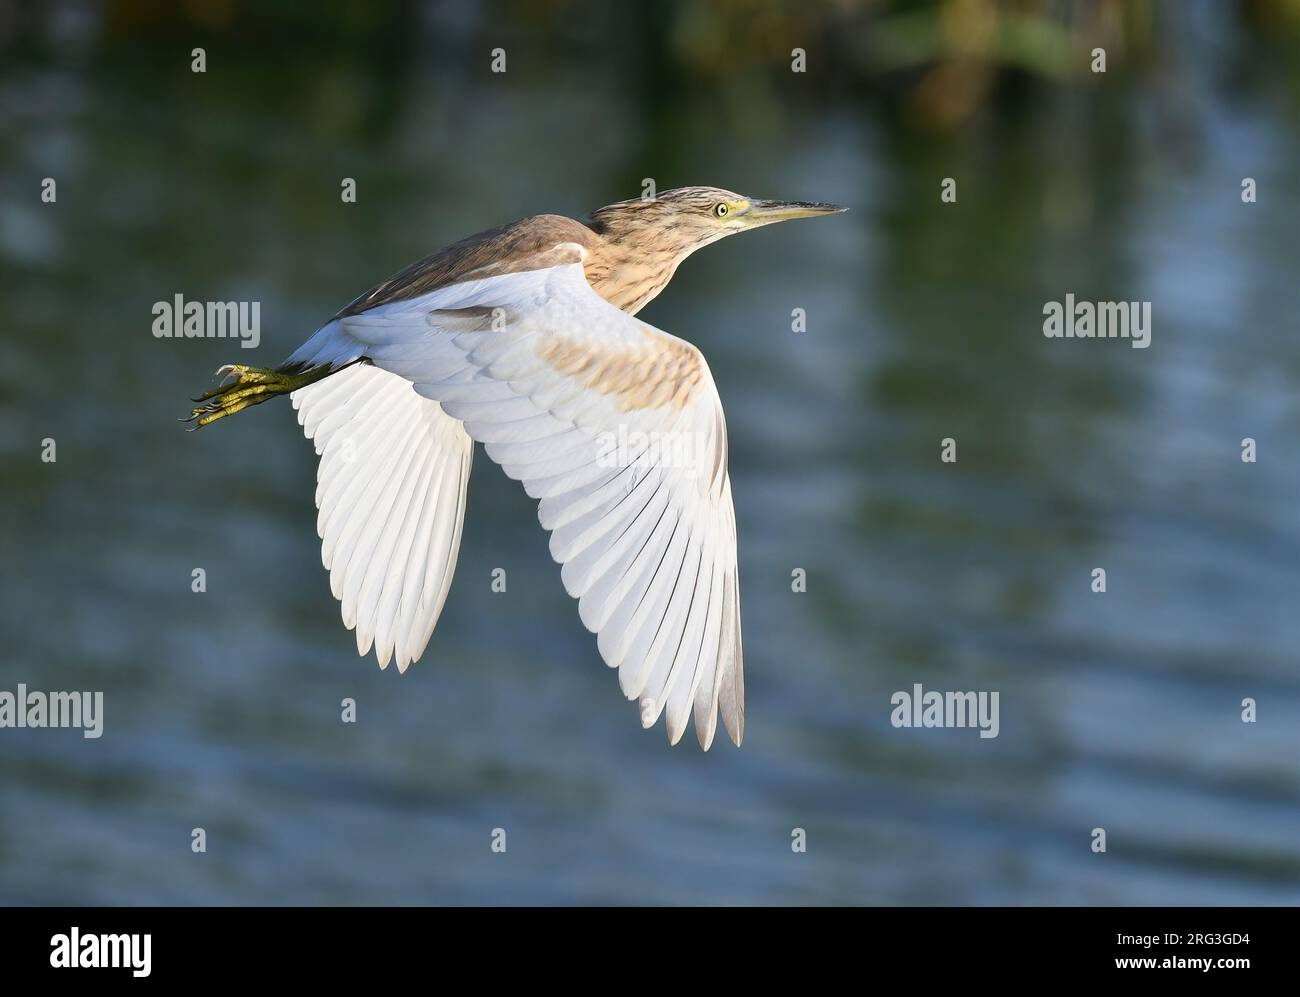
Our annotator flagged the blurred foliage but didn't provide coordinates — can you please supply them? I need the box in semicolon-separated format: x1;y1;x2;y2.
2;0;1298;133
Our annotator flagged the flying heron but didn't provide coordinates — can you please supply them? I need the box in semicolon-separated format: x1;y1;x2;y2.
186;186;846;748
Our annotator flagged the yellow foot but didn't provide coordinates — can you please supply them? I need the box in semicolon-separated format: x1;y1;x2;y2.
184;364;309;430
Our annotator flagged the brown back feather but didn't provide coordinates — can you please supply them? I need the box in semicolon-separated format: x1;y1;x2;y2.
334;214;600;318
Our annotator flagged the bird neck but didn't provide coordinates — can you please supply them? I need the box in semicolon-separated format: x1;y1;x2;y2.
582;232;686;316
585;220;707;317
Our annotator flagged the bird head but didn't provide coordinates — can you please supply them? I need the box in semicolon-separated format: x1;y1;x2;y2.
587;185;847;261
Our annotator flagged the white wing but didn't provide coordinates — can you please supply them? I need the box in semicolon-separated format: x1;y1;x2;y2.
290;260;744;748
290;363;472;673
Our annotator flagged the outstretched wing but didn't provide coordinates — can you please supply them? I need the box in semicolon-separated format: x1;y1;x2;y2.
294;257;744;748
290;363;473;673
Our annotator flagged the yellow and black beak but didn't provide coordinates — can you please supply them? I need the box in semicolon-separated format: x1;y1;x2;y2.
741;199;848;225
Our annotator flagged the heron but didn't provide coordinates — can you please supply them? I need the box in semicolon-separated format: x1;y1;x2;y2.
186;186;846;748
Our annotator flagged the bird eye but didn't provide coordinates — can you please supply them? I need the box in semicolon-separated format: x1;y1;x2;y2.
714;203;729;218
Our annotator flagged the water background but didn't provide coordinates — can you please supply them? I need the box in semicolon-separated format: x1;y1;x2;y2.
0;1;1297;904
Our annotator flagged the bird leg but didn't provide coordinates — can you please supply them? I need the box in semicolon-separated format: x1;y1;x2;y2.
184;363;334;430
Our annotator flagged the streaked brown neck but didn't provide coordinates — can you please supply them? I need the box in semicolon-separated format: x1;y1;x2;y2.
582;235;686;316
583;208;711;316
